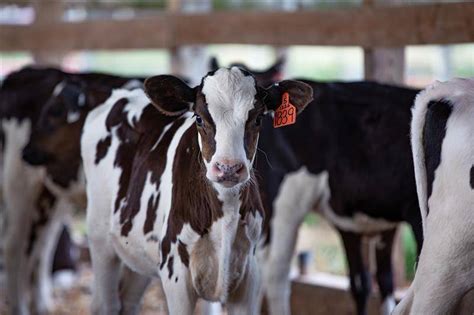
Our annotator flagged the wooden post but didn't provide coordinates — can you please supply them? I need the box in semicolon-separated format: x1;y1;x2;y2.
364;47;405;84
32;0;66;66
363;0;407;292
363;0;405;84
166;0;211;85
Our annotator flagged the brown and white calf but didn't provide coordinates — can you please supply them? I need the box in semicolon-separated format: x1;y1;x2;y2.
393;78;474;314
81;67;312;314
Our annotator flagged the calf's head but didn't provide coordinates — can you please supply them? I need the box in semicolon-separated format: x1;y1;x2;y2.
145;67;312;188
210;56;285;88
23;79;111;166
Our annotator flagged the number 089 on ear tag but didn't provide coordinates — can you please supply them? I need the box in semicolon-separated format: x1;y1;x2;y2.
273;92;296;128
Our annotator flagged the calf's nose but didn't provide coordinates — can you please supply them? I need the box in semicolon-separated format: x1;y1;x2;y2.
214;160;244;177
22;145;49;166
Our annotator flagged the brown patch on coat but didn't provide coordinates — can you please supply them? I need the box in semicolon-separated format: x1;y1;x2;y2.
193;91;216;163
239;175;265;219
189;234;219;300
95;135;111;164
143;193;160;235
120;116;185;237
167;255;174;279
244;101;266;161
178;240;189;267
160;124;224;269
102;96;177;237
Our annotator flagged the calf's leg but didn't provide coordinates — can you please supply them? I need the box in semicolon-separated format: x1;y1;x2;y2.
86;197;121;315
409;219;474;314
31;218;62;315
161;277;197;315
263;168;326;315
375;228;396;315
88;235;121;315
227;255;261;315
4;208;32;315
340;230;372;315
119;266;151;315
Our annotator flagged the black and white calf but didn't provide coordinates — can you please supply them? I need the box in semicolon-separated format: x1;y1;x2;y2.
81;68;312;314
393;78;474;314
0;66;141;315
256;81;424;315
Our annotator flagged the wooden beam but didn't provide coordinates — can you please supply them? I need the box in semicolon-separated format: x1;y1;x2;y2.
1;2;473;51
290;274;408;315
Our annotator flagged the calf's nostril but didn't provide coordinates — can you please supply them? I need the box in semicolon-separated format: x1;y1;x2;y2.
214;161;245;176
233;163;244;174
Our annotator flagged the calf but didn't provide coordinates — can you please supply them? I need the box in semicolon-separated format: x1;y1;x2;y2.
81;67;312;314
0;66;140;315
257;81;424;315
393;78;474;314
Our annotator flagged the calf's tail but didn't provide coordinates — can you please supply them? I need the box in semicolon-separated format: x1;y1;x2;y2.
410;85;432;234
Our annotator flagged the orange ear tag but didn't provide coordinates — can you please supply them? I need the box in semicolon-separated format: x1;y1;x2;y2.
273;92;296;128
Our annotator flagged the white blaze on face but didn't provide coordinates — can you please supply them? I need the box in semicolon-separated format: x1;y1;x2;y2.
201;67;257;182
67;110;81;123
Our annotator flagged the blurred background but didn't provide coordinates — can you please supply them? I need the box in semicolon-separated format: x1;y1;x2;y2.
0;0;473;314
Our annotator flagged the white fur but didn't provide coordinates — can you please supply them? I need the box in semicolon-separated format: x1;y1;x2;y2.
123;88;150;127
321;206;397;233
52;81;65;97
381;295;396;315
394;78;474;315
201;67;257;182
66;110;81;123
121;79;144;90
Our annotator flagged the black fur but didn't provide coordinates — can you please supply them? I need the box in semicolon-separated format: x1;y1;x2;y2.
423;100;452;213
470;165;474;189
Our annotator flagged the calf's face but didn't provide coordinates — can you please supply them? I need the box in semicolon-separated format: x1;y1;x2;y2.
23;80;110;166
145;67;313;189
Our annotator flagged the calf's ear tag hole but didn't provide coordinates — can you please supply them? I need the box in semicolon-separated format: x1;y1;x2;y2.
273;92;296;128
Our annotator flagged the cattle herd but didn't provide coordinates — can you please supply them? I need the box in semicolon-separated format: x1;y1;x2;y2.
0;60;472;315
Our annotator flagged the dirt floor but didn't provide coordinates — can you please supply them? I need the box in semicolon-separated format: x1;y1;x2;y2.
0;267;170;315
0;217;345;314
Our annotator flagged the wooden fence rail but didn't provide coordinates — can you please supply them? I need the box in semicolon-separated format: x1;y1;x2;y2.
1;2;473;51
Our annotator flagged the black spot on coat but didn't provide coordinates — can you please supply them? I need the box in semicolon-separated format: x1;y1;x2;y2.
423;99;452;214
470;165;474;189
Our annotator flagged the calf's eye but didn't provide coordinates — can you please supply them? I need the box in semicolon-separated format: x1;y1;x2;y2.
49;106;64;118
194;114;203;127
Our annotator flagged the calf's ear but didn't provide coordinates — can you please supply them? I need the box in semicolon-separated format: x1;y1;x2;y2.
209;56;220;72
144;75;196;116
85;87;113;109
264;80;313;115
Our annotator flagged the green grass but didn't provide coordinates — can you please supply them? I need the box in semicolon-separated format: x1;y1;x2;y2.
401;224;417;281
303;212;321;226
